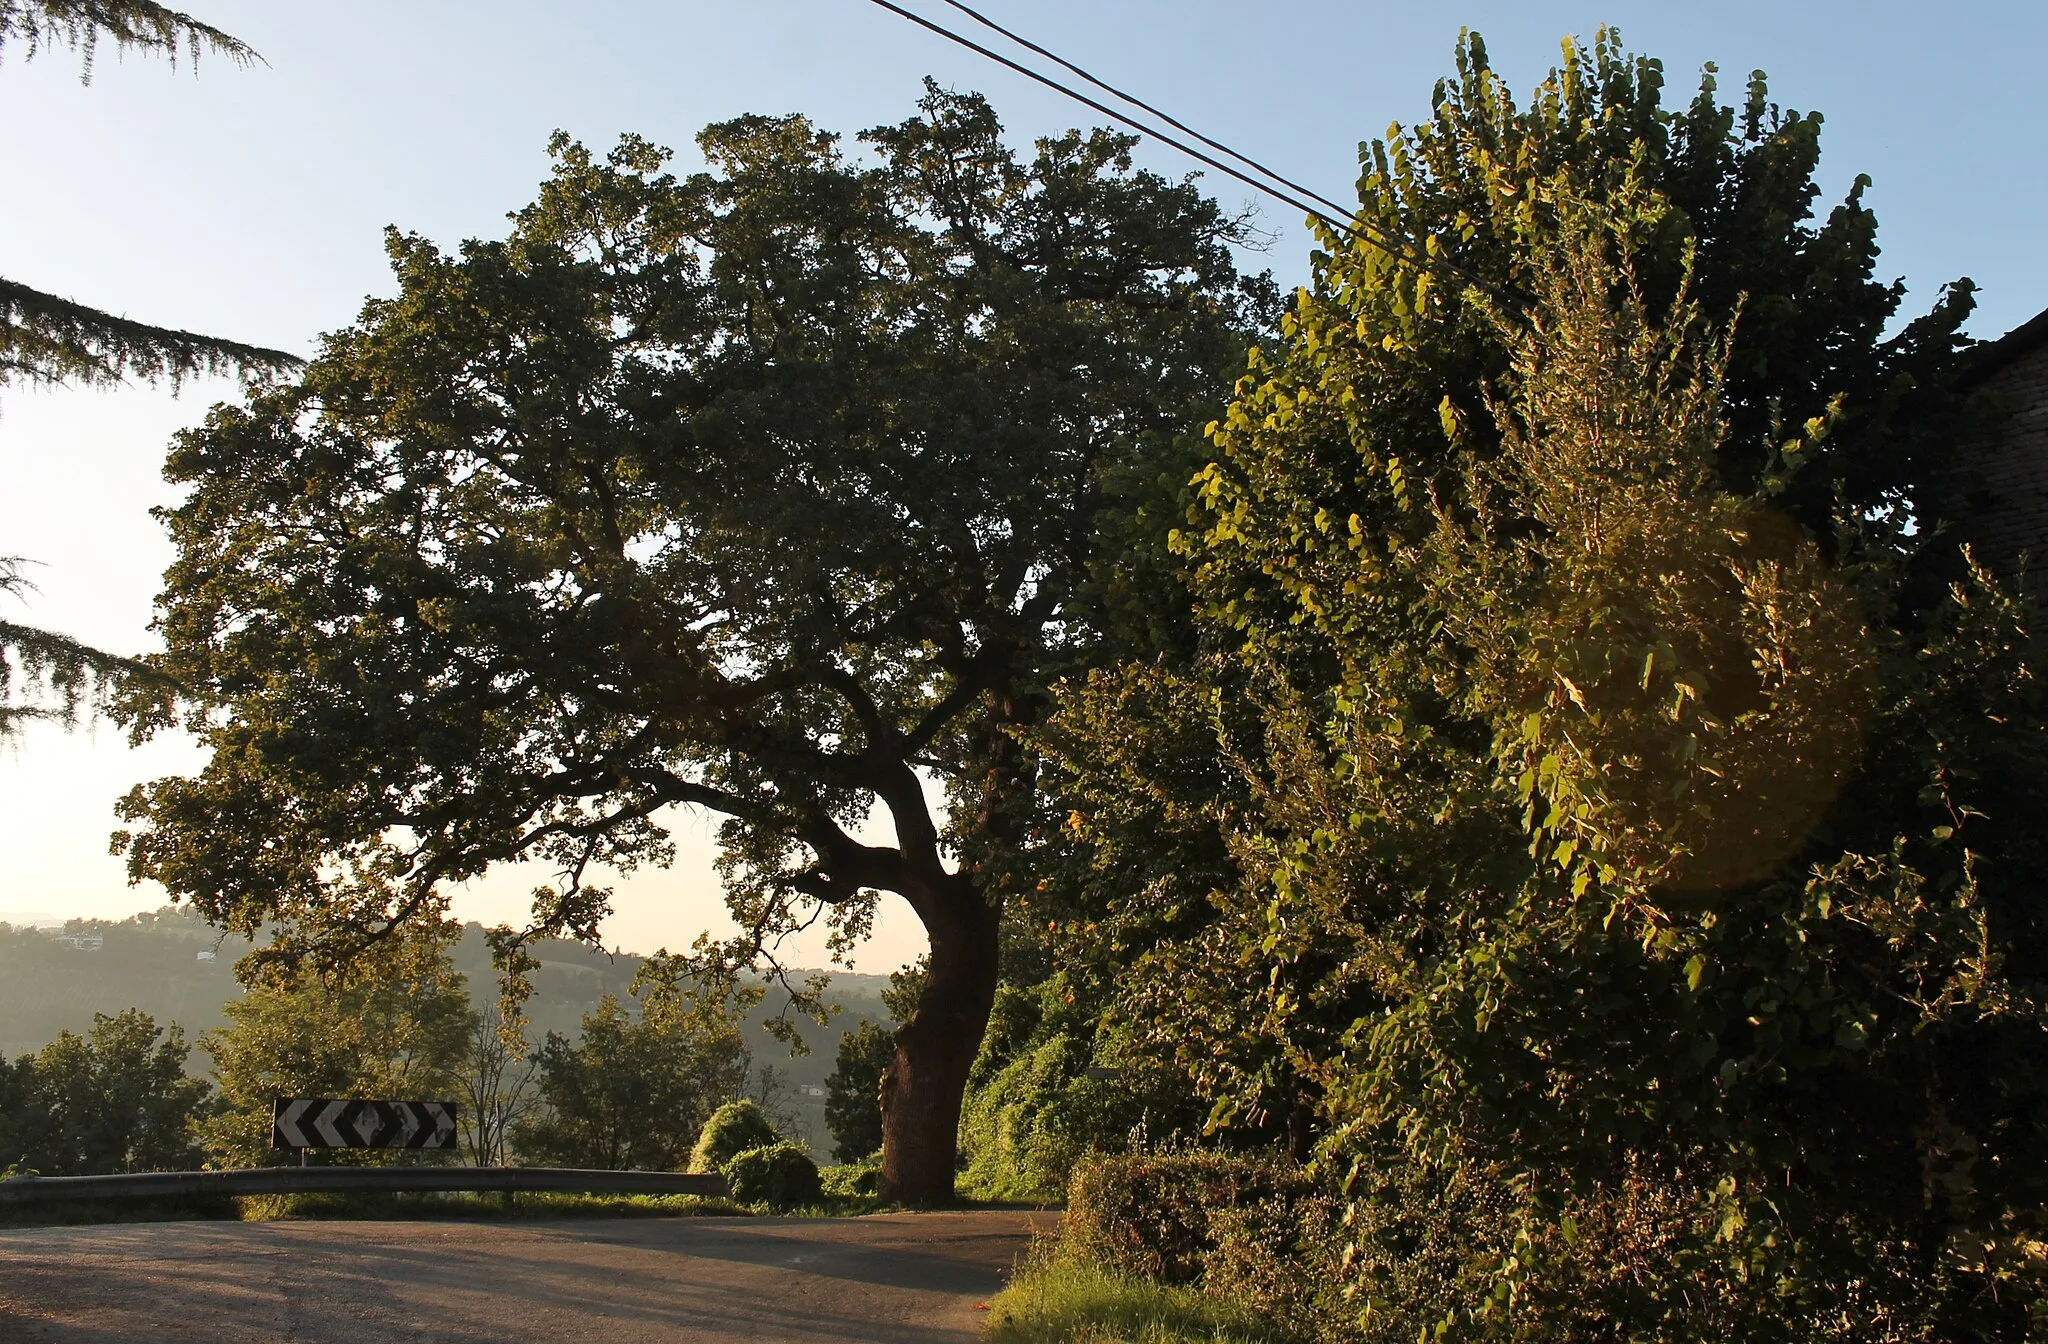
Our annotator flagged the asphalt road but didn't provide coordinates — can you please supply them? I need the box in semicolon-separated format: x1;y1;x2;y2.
0;1210;1057;1343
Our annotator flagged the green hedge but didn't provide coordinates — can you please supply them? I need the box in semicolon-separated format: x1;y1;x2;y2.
820;1159;880;1199
1063;1150;1316;1286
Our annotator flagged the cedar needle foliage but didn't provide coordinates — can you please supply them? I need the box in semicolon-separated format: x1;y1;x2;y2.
0;0;299;394
0;0;295;740
0;0;256;79
0;556;173;738
0;276;301;393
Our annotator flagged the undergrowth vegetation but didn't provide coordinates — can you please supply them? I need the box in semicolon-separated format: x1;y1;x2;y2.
984;1244;1287;1344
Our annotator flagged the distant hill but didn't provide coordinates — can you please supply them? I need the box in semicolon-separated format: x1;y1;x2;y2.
0;907;903;1152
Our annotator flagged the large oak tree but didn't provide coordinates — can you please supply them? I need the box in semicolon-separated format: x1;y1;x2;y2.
116;88;1263;1199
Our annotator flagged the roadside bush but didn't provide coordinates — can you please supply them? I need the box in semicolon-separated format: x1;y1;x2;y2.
201;932;470;1168
1064;1151;1315;1285
1204;1194;1349;1343
958;977;1206;1203
1322;1154;2008;1344
820;1159;880;1199
688;1099;779;1174
959;1031;1117;1200
722;1142;822;1209
0;1010;212;1176
513;974;748;1172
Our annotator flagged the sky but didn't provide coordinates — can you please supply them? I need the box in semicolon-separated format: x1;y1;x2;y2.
2;0;2042;967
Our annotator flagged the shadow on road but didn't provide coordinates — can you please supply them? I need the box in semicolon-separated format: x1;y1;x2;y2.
0;1210;1056;1343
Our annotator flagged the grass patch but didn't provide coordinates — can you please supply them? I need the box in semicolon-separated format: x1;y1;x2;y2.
236;1189;750;1220
984;1245;1289;1344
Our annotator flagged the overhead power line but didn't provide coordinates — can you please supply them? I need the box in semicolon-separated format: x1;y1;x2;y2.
858;0;1468;287
933;0;1360;226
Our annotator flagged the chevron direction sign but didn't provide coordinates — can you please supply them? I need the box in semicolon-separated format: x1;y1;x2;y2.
271;1098;460;1150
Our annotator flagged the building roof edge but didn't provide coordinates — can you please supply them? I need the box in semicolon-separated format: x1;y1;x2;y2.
1960;305;2048;389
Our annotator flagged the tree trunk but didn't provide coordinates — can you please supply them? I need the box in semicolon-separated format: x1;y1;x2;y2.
878;883;1000;1204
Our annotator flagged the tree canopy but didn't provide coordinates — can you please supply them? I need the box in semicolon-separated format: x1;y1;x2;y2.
824;1018;892;1164
115;85;1267;1200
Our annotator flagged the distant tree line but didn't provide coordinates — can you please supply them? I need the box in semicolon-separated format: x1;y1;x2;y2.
0;925;791;1176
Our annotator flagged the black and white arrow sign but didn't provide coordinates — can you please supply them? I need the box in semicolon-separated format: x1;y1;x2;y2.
271;1098;460;1150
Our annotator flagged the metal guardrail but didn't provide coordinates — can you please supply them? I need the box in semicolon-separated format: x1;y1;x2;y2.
0;1166;728;1205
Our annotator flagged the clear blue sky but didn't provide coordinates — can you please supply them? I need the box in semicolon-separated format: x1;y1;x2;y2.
3;0;2042;964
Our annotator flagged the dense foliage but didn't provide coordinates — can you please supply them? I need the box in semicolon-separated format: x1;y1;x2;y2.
1023;31;2038;1342
957;974;1206;1199
1064;1151;1318;1287
512;965;748;1171
0;1008;210;1175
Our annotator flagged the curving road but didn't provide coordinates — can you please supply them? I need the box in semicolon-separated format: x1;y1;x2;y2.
0;1210;1056;1343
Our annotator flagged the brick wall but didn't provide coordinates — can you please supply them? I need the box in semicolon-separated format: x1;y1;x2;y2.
1933;328;2048;575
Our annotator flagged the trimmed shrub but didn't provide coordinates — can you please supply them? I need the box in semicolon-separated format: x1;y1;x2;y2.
722;1142;823;1209
688;1099;779;1174
1064;1151;1315;1285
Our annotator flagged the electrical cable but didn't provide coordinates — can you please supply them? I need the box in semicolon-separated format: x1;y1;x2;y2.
858;0;1469;287
933;0;1361;226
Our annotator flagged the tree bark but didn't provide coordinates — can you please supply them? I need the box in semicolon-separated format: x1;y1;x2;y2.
878;880;1000;1204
